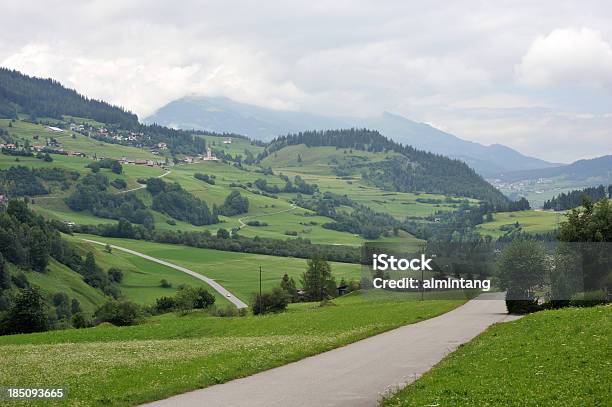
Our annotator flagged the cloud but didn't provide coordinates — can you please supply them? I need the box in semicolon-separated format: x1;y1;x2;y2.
516;28;612;89
0;1;611;162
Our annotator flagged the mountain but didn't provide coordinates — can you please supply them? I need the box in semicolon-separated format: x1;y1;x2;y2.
498;155;612;183
145;96;556;176
0;68;138;128
261;128;510;208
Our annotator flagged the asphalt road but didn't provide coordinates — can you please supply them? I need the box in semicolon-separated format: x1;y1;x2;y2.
142;293;519;407
80;238;248;308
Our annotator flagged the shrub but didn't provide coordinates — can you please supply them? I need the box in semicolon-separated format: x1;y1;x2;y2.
252;287;289;315
110;178;127;189
71;313;93;329
569;290;609;307
505;288;540;314
155;296;176;313
174;285;215;312
94;300;142;326
107;268;123;283
160;279;172;288
246;220;268;227
209;305;247;317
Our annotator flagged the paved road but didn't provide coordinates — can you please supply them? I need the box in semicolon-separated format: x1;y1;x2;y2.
80;238;248;308
142;293;519;407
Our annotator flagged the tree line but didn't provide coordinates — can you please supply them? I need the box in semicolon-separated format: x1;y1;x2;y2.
543;185;611;211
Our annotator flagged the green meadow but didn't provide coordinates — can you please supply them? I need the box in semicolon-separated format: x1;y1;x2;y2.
0;119;159;160
385;305;611;406
0;292;463;407
70;235;362;303
475;210;562;238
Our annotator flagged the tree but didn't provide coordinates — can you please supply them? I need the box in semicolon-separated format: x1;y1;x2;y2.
52;292;71;320
107;267;123;283
217;228;230;239
94;300;141;326
301;255;336;301
219;191;249;216
28;226;50;272
71;298;82;314
105;243;112;253
0;253;10;290
558;198;612;291
280;273;298;302
252;287;289;315
498;240;547;314
1;287;50;334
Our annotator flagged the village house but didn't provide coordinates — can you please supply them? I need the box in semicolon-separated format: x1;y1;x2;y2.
223;137;232;144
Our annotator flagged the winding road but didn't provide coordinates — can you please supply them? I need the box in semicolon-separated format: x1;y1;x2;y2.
80;238;248;309
142;293;518;407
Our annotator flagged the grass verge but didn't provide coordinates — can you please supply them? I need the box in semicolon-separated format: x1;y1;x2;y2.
384;305;611;406
0;292;463;406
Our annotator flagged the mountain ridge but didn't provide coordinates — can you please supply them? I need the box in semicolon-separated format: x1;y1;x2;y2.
145;95;557;176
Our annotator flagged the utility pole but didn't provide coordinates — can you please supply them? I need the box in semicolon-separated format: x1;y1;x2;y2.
421;266;424;301
259;266;262;314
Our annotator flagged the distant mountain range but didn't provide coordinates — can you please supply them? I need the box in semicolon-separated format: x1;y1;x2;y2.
497;155;612;183
144;95;558;176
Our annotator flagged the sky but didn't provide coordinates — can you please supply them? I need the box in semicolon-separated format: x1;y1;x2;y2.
1;0;611;163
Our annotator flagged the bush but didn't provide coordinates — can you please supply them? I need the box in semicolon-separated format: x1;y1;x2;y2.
569;290;609;307
246;220;268;227
94;300;142;326
110;178;127;189
252;287;289;315
155;296;176;313
71;312;93;329
160;279;172;288
107;268;123;283
209;305;247;317
505;288;540;314
174;285;215;312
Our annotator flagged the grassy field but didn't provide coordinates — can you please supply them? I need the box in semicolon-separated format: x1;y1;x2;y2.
475;210;562;238
71;235;362;304
0;119;159;160
14;260;107;314
201;135;265;158
0;292;463;407
385;305;611;406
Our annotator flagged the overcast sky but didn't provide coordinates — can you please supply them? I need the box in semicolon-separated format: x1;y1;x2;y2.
2;1;611;162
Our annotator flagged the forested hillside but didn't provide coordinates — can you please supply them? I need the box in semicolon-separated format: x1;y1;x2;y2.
260;129;510;208
0;68;138;127
543;185;611;210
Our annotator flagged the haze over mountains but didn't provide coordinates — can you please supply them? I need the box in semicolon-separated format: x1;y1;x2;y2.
145;96;558;177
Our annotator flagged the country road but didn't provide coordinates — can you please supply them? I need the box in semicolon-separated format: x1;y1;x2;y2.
80;238;248;308
142;293;519;407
